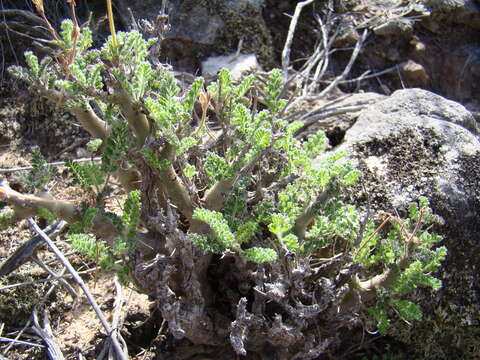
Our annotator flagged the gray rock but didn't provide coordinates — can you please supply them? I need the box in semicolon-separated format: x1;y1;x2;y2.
327;88;480;359
167;3;224;44
202;53;261;80
223;0;265;12
424;0;480;29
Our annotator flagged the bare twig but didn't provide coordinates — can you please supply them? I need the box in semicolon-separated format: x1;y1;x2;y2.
1;319;33;355
27;219;129;360
30;308;65;360
100;276;127;360
0;220;67;278
0;157;101;173
281;0;316;81
31;254;78;300
0;336;45;348
0;9;47;26
318;65;398;85
317;29;369;99
295;104;368;135
0;264;115;292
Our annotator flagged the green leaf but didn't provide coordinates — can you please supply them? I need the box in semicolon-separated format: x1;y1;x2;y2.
86;139;103;153
204;151;233;184
123;190;141;234
101;120;129;172
0;208;16;230
368;306;391;334
184;164;196;179
37;206;57;222
176;137;197;156
59;20;74;49
189;234;228;254
268;213;292;238
240;247;278;263
24;51;40;77
265;69;285;114
236;75;254;97
67;160;104;192
132;61;154;100
234;221;258;244
193;209;236;249
392;299;422;321
184;77;205;113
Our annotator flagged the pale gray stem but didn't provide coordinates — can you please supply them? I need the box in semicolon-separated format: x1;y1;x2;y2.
31;309;65;360
317;29;368;98
281;0;316;82
27;219;129;360
0;157;102;174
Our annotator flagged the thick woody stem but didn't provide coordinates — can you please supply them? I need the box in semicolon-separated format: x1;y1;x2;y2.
0;180;120;243
203;149;266;212
70;104;110;139
71;103;140;192
157;144;194;220
203;178;235;211
0;183;79;223
117;91;150;146
293;186;334;240
336;256;413;312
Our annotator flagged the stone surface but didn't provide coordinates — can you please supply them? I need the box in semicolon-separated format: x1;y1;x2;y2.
424;0;480;29
123;0;272;72
326;88;480;359
202;53;261;80
167;4;225;45
400;60;430;88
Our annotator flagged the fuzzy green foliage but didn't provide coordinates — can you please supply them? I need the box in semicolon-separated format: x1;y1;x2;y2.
67;192;141;283
122;190;141;244
359;198;446;333
66;160;104;193
37;206;57;223
101;119;130;172
17;146;56;192
69;207;99;234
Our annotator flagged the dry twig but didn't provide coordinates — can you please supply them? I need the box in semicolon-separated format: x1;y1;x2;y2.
0;157;101;174
27;219;129;360
281;0;316;81
30;308;65;360
0;220;67;278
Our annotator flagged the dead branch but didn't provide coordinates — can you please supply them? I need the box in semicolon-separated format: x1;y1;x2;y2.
317;29;369;99
30;309;65;360
98;276;128;360
0;264;117;292
27;219;129;360
281;0;317;81
0;336;45;349
30;254;78;300
295;104;368;136
0;220;67;278
319;65;398;85
0;157;102;174
230;298;252;356
0;9;48;27
291;338;333;360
